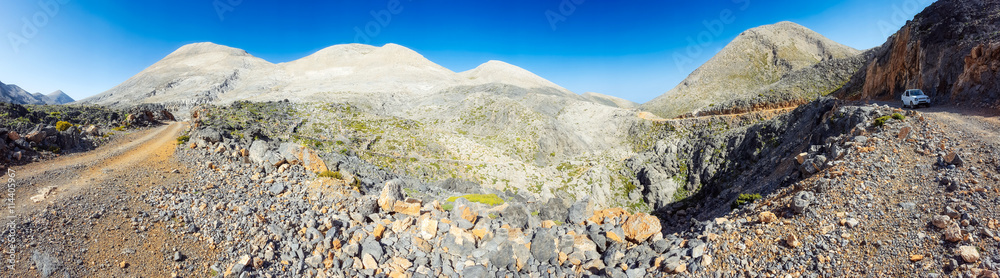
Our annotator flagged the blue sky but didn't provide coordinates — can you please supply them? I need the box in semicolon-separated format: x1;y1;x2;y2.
0;0;935;103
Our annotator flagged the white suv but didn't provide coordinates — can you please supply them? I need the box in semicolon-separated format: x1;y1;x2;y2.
902;89;931;108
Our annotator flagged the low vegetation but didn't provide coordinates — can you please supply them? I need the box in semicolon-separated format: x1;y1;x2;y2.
446;194;505;206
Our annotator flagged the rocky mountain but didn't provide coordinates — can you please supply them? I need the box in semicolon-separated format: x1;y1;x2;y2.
834;0;1000;108
79;43;575;108
45;90;74;104
0;81;74;105
641;21;862;118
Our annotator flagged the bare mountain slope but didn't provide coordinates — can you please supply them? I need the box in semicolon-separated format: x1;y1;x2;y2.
78;42;280;108
641;21;861;118
45;90;75;104
581;92;638;109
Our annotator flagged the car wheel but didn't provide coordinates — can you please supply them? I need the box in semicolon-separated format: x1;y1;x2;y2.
903;101;908;109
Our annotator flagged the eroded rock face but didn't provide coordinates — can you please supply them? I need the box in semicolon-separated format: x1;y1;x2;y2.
836;0;1000;109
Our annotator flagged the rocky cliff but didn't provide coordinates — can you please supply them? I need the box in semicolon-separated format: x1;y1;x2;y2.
835;0;1000;108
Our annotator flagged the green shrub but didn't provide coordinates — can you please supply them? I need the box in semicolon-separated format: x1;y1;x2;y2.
446;194;505;206
176;135;190;144
891;113;905;120
732;193;762;209
317;170;341;179
873;115;892;127
112;126;126;132
441;203;454;211
55;121;71;132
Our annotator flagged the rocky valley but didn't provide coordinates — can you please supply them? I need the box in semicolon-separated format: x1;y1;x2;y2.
1;0;999;277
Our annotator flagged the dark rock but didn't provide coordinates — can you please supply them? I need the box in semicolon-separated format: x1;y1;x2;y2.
792;191;815;214
566;196;594;225
530;228;557;263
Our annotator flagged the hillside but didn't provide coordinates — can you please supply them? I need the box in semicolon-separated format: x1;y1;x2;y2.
45;90;75;104
581;92;639;109
834;0;1000;109
641;21;861;118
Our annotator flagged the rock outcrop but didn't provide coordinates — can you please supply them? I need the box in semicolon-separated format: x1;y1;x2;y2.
835;0;1000;108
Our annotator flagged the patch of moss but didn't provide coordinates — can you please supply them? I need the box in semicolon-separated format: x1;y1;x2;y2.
891;113;905;120
317;170;341;179
447;194;505;206
176;135;190;145
732;193;762;209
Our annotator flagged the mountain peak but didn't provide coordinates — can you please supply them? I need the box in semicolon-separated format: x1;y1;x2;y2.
640;21;861;118
166;42;251;59
46;90;75;104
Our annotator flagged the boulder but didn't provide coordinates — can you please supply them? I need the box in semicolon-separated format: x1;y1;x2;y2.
378;179;405;212
622;213;661;243
248;140;270;164
84;125;99;136
7;131;19;141
932;215;952;229
566;196;594;225
759;211;777;223
25;130;45;143
198;128;222;143
501;203;530;229
530;229;557;263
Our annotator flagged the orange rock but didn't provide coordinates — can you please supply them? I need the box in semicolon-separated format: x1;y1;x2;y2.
393;201;421;216
622;213;661;242
588;208;632;224
471;228;489;240
758;211;777;223
909;254;924;262
541;220;556;229
459;206;478;223
374;224;386;240
606;229;625;243
785;234;801;248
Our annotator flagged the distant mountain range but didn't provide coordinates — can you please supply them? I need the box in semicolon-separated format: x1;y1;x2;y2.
78;42;578;108
0;81;74;105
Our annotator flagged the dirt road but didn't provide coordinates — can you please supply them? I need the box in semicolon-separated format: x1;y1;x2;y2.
2;122;220;277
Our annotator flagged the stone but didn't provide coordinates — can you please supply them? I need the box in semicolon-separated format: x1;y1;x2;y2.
588;208;631;224
373;224;386;240
785;234;801;248
957;245;980;263
7;131;19;141
945;151;965;167
606;227;626;243
664;260;686;274
759;211;777;223
25;130;45;143
83;125;99;136
462;265;487;277
844;218;860;228
541;220;556;229
226;255;251;277
795;153;808;164
378;179;405;212
567;196;594;224
530;229;557;263
791;191;815;214
393;199;422;216
898;126;911;139
173;251;184;262
119;261;128;268
268;183;285;195
361;238;384;262
305;254;323;268
418;216;438;240
361;253;378;269
944;222;963;242
910;254;924;262
458;205;478;224
622;213;661;243
932;215;952;229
